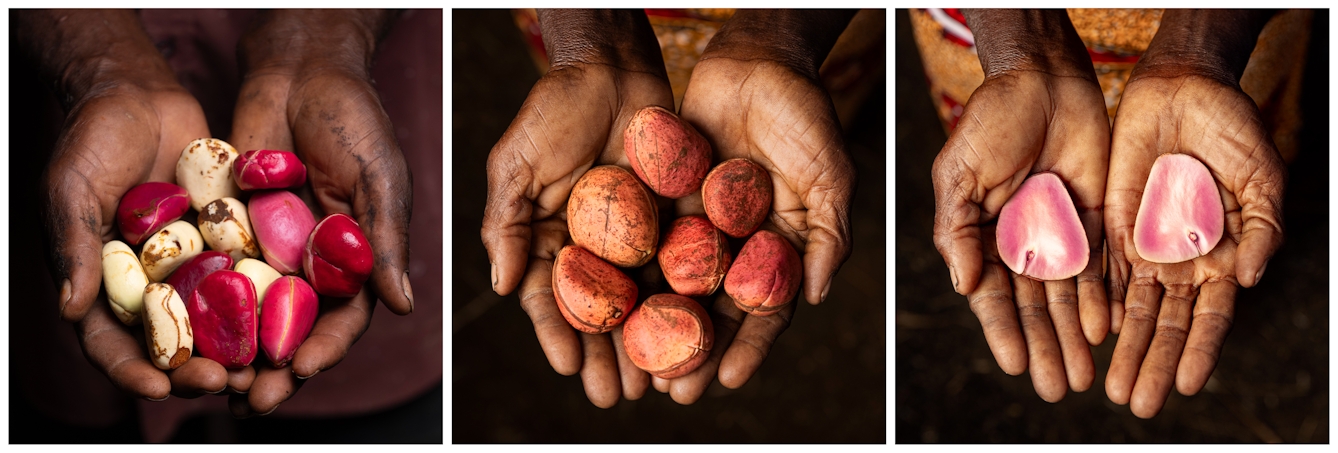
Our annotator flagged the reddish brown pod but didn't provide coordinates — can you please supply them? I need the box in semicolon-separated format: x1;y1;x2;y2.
233;149;308;190
724;230;802;316
259;276;319;367
165;251;235;298
304;213;374;298
249;190;317;275
658;215;731;296
996;172;1089;280
624;106;712;198
551;245;638;334
622;294;714;379
566;165;659;267
117;182;190;245
185;270;258;368
1134;154;1225;264
702;158;773;238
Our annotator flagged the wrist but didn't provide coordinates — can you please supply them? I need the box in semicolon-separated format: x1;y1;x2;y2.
239;10;396;78
15;10;181;109
536;9;666;77
963;9;1095;81
1131;9;1275;87
699;9;856;79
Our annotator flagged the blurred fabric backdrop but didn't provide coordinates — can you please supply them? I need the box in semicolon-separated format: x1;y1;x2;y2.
452;9;886;443
895;9;1329;443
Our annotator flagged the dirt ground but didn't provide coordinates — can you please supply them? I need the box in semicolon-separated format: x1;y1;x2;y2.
894;9;1329;443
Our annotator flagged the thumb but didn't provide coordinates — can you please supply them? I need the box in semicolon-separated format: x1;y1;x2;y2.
931;155;985;295
42;167;109;323
481;144;537;297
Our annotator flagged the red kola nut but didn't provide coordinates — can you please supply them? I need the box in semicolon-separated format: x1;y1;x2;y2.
566;165;659;267
233;149;308;190
658;215;731;296
624;106;712;199
260;276;319;367
117;182;190;245
724;230;802;316
185;270;258;368
165;251;234;298
304;213;373;298
702;158;773;238
621;294;714;379
551;245;638;334
248;190;317;275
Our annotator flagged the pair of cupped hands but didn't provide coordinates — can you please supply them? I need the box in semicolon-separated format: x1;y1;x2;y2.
24;10;414;417
481;10;858;407
932;10;1286;418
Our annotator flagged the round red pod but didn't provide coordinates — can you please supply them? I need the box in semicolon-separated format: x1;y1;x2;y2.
723;230;802;316
658;215;731;296
701;158;773;238
621;294;714;379
116;182;190;245
552;245;638;334
233;149;308;190
165;251;235;298
624;105;712;198
185;270;259;368
304;213;374;298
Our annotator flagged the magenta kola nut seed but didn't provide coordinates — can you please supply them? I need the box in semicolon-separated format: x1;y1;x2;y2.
260;276;319;367
116;182;190;245
185;270;259;368
249;190;317;275
233;149;308;191
304;213;374;298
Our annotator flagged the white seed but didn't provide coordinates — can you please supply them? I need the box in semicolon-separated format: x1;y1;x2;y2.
142;283;193;370
199;197;261;261
101;240;148;326
140;220;205;282
235;258;283;314
176;138;242;211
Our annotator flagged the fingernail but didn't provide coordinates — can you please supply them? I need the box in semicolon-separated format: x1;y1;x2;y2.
948;265;959;292
820;280;832;303
258;404;280;417
296;369;320;380
59;279;72;317
206;386;226;395
490;262;498;290
402;271;414;313
1253;260;1269;286
145;395;169;402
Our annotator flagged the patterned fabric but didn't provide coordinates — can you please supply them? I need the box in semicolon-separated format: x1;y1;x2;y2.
909;9;1311;162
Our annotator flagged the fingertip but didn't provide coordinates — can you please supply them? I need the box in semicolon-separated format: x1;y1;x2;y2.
1105;371;1131;406
1110;302;1125;335
1037;385;1067;404
718;365;750;389
227;366;256;394
669;382;706;405
652;376;670;393
1129;396;1163;419
996;350;1027;376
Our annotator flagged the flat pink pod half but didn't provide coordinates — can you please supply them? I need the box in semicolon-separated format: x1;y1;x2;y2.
1133;154;1224;264
995;172;1089;281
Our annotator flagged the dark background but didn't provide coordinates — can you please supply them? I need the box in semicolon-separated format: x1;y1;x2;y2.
452;9;887;443
895;9;1329;442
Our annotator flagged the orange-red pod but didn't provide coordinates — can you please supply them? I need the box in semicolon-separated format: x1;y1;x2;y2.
724;230;802;316
259;276;319;367
623;106;712;198
566;165;658;267
701;158;773;238
658;215;731;296
551;245;637;334
621;294;714;379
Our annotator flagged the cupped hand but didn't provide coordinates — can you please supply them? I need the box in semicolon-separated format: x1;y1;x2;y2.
224;10;413;416
1103;70;1285;418
929;67;1111;402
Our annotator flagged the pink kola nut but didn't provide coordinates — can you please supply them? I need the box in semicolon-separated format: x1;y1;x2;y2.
658;215;732;296
551;245;638;334
624;105;712;199
1133;154;1225;264
996;172;1089;281
701;158;773;238
233;149;308;190
566;165;659;267
116;182;190;245
185;270;258;368
260;276;319;367
621;294;714;379
165;251;234;298
248;190;317;275
723;230;802;316
304;213;374;298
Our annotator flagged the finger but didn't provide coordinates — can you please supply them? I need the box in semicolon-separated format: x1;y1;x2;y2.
798;155;855;305
1234;188;1284;288
578;332;621;409
246;364;305;416
289;289;375;380
167;357;229;398
74;303;170;400
652;376;671;394
1013;274;1067;403
1176;279;1237;396
1078;213;1110;345
481;132;539;297
1129;283;1195;419
610;326;649;401
668;295;737;405
230;71;296;153
1045;279;1094;393
517;259;581;376
1105;116;1158;331
1105;276;1162;405
227;366;257;394
42;170;107;323
967;264;1027;375
931;153;984;295
718;300;795;389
